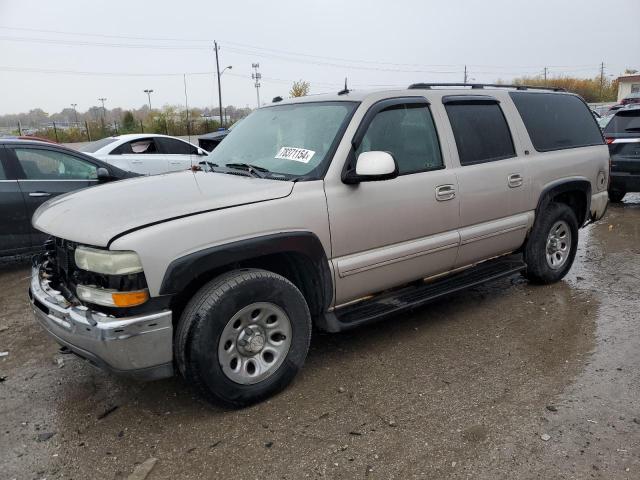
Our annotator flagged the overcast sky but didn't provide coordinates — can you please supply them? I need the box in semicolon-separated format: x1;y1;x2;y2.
0;0;638;115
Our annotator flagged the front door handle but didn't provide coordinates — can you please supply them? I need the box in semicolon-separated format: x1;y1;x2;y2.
29;192;51;197
508;174;523;188
435;184;456;201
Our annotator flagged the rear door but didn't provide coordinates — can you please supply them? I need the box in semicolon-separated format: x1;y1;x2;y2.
8;145;99;247
0;146;31;254
443;95;531;268
109;137;168;175
155;137;200;172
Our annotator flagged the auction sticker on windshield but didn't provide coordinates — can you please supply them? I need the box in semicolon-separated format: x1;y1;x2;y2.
275;147;315;163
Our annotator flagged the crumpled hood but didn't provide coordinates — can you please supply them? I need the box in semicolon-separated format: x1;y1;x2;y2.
32;171;294;247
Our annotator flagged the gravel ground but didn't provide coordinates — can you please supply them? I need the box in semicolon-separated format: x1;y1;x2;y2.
1;196;639;479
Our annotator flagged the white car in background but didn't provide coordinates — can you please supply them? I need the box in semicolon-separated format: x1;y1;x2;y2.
81;134;208;175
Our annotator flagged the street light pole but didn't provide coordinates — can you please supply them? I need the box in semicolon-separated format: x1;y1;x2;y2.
98;98;107;118
214;41;224;128
143;89;154;110
71;103;79;126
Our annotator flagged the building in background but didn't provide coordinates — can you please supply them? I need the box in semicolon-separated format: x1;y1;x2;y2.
617;74;640;101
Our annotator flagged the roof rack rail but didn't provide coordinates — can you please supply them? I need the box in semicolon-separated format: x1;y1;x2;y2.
407;82;565;92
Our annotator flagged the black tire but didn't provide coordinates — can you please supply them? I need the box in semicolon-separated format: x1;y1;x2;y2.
175;269;311;408
523;202;579;284
608;189;626;203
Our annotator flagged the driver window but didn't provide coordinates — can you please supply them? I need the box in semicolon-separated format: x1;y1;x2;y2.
14;148;97;180
356;104;443;175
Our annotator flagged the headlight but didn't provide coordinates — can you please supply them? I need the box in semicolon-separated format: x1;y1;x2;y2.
77;285;149;307
74;246;143;275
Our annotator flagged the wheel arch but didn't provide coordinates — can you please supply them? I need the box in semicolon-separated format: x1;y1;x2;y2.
536;178;592;227
160;232;333;322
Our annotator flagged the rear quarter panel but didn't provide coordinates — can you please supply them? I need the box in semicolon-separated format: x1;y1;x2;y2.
499;93;609;215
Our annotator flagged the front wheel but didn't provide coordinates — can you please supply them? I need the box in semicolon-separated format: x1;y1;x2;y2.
175;269;312;408
523;203;579;284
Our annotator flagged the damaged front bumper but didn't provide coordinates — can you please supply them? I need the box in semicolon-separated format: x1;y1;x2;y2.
29;265;174;381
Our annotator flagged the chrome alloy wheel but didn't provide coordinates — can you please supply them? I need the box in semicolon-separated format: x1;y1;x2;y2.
218;302;292;385
545;220;572;270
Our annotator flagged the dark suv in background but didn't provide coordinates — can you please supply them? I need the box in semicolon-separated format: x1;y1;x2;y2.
604;105;640;202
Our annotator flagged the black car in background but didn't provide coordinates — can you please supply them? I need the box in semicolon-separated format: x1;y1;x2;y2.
603;105;640;202
0;139;136;256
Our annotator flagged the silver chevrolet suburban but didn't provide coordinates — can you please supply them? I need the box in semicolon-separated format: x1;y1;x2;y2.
30;84;609;407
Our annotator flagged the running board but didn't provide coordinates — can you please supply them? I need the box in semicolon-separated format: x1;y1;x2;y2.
319;255;526;332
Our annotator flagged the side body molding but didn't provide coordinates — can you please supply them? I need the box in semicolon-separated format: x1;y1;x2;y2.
159;232;333;310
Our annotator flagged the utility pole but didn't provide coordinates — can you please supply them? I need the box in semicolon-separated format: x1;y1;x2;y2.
143;89;153;110
463;65;468;84
98;98;107;135
214;41;224;127
71;103;79;126
252;63;262;108
543;67;548;86
599;61;605;101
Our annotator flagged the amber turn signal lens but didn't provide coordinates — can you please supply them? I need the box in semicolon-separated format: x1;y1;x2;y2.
111;290;149;307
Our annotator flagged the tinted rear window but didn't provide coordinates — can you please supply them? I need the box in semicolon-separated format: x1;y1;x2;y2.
81;137;119;153
444;102;515;165
604;109;640;135
510;92;603;152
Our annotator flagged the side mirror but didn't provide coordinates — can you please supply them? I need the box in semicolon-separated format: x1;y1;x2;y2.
96;167;110;182
344;151;398;184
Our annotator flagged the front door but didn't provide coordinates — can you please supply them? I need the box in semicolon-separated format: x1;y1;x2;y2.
325;99;460;306
0;146;31;254
8;146;98;247
442;95;531;268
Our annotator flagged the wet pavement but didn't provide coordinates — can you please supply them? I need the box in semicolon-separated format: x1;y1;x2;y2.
1;195;639;479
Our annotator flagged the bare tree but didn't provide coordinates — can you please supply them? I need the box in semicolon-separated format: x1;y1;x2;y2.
289;80;310;98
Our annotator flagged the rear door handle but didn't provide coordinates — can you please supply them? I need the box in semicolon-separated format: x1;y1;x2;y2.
435;184;456;201
29;192;51;197
508;174;523;188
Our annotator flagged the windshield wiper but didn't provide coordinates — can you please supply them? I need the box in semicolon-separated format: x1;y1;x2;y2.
224;163;271;178
198;161;218;172
624;127;640;131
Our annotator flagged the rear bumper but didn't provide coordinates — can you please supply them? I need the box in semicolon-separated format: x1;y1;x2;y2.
29;266;174;381
610;172;640;192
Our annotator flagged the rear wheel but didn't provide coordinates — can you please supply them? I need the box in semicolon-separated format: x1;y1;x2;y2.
175;269;311;408
608;189;626;203
523;203;579;284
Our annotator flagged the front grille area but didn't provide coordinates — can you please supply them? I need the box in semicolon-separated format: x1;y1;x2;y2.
41;237;148;306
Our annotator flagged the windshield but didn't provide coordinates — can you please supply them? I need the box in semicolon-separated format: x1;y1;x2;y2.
81;137;119;153
207;101;357;178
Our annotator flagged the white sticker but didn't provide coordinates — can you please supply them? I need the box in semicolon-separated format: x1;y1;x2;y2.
275;147;315;163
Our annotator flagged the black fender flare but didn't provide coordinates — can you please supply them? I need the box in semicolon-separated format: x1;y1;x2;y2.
159;231;333;310
535;177;592;227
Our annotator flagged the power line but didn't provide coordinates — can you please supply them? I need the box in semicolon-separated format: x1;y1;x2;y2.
0;27;610;73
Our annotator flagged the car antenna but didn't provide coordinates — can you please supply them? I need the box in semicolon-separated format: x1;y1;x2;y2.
338;78;350;95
